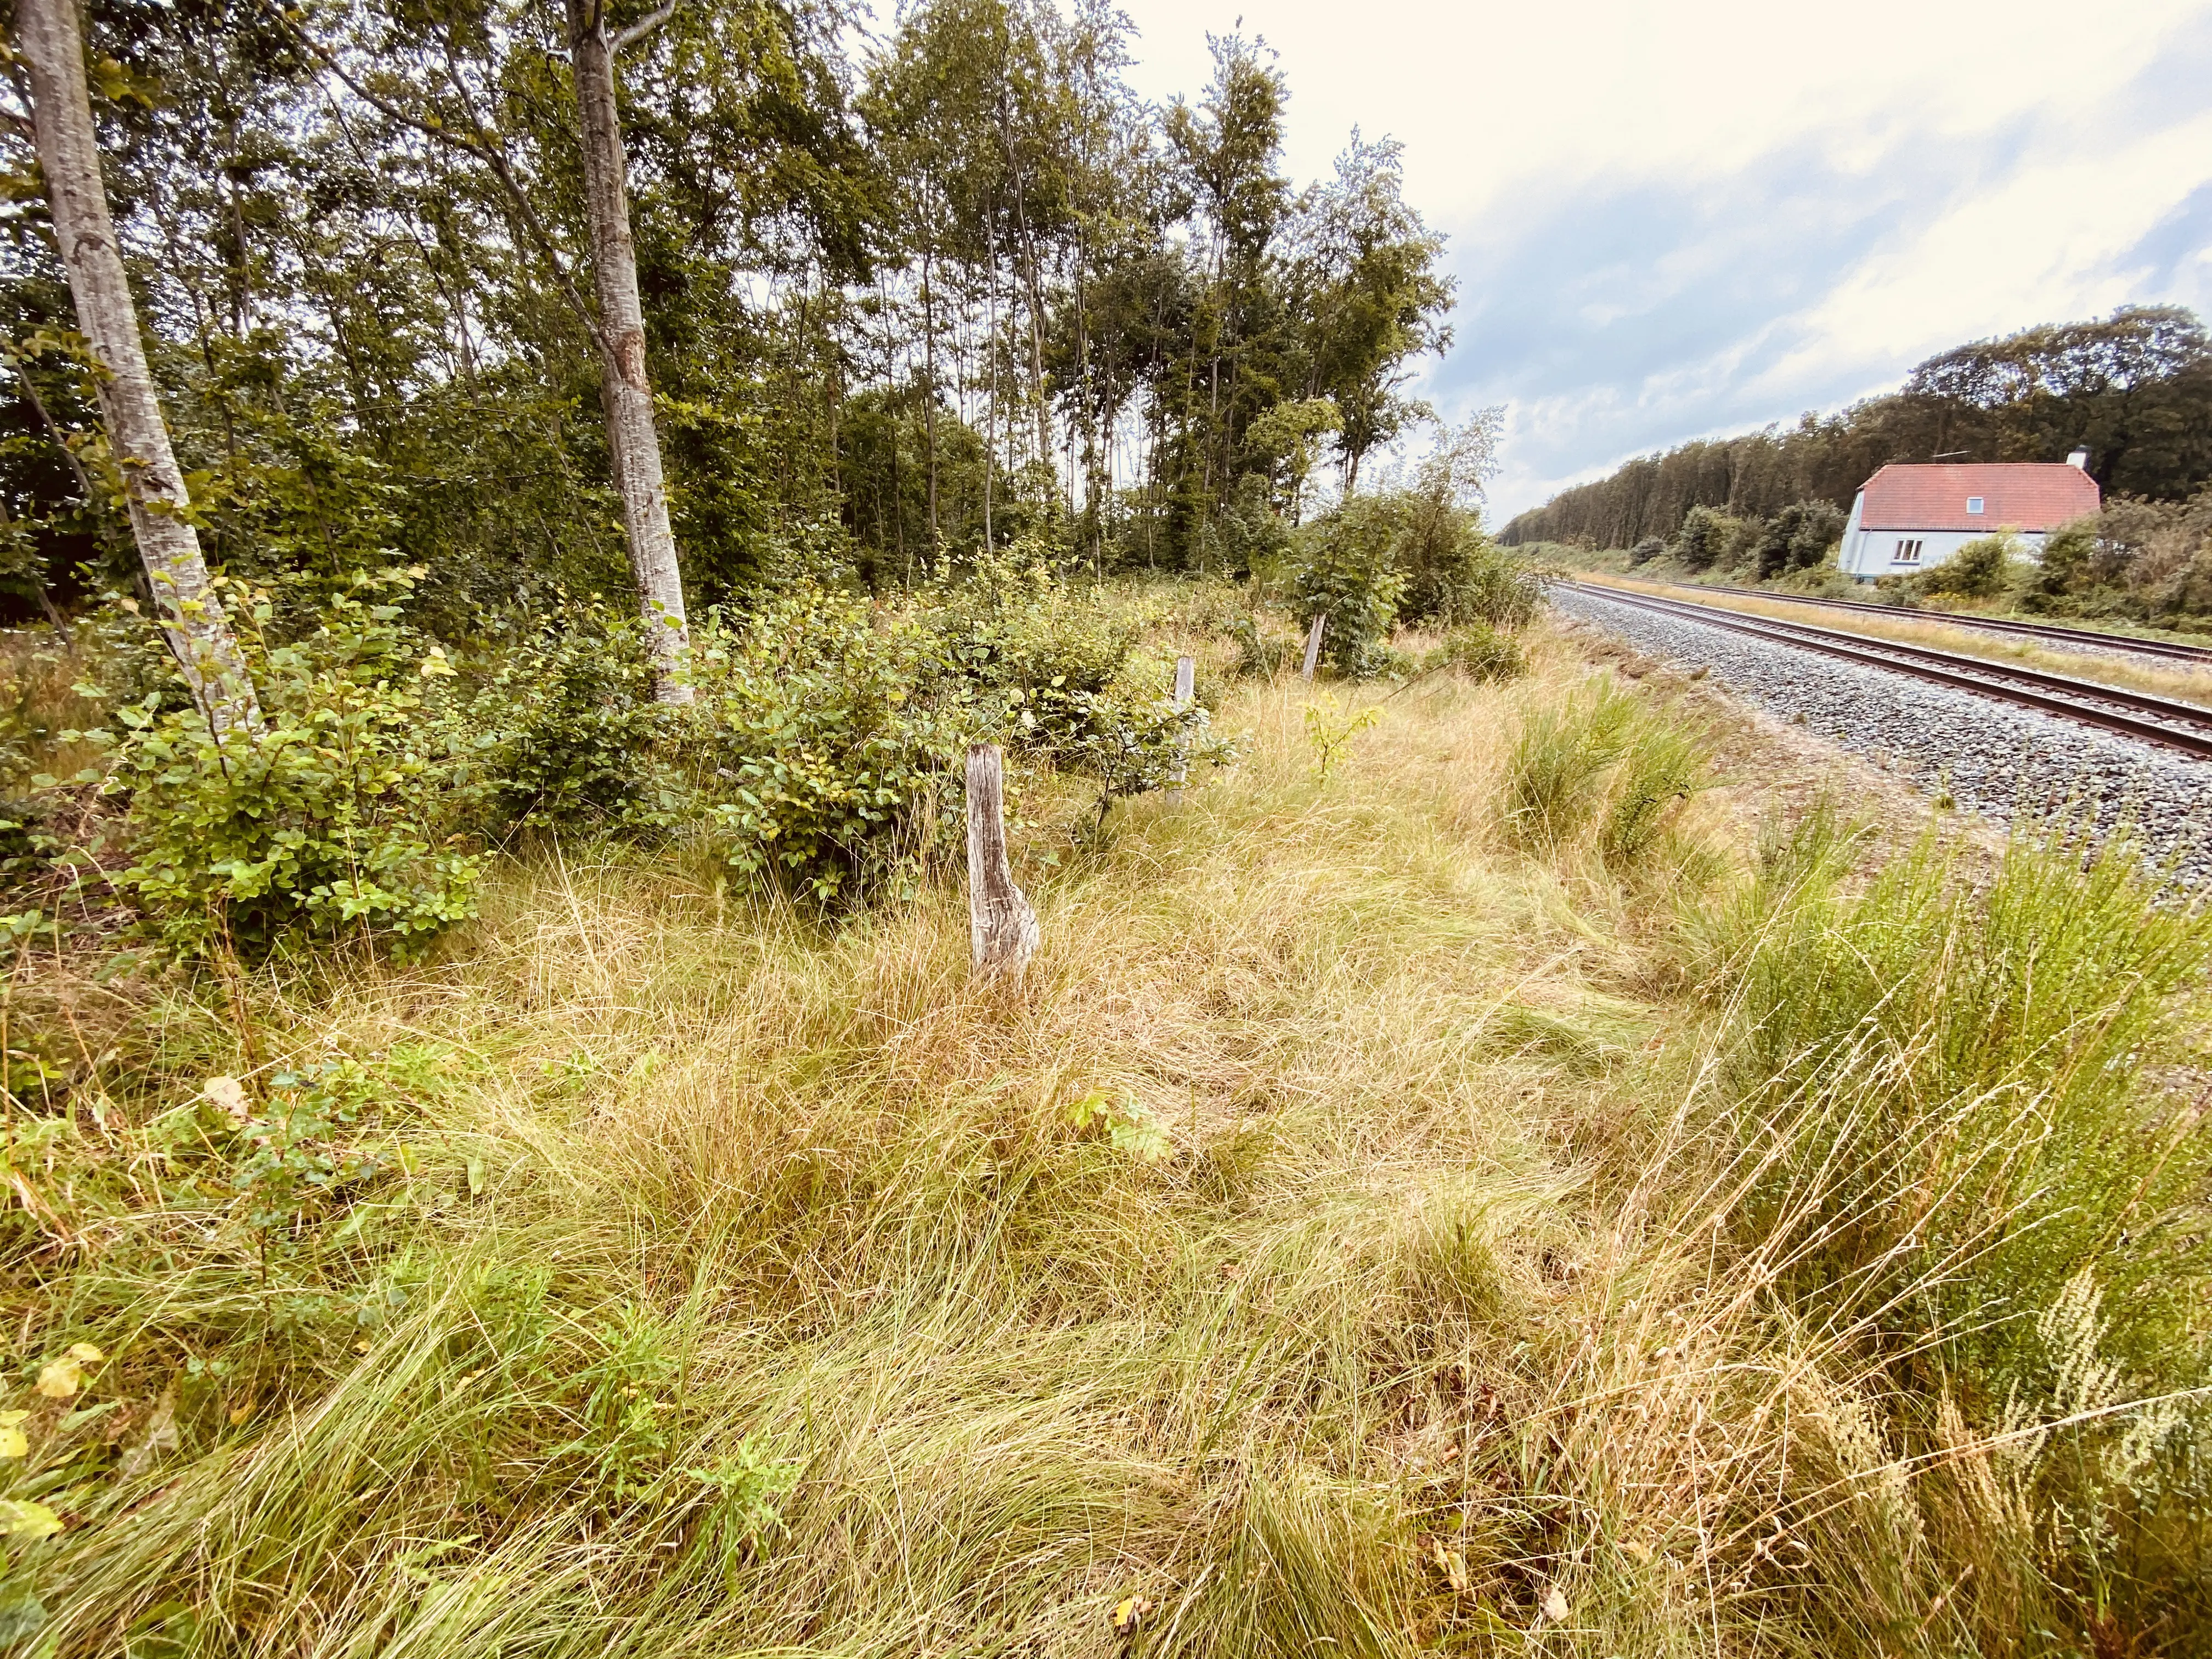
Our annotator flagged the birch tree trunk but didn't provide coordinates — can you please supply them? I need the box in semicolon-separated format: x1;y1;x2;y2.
566;0;692;706
19;0;259;733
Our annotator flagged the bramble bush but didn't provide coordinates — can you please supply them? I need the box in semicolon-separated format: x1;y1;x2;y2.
78;572;488;958
682;586;966;903
60;556;1235;949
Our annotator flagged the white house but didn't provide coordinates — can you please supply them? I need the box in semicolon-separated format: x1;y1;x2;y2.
1836;453;2101;579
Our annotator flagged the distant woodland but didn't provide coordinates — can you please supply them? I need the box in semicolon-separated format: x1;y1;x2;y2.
1500;307;2212;549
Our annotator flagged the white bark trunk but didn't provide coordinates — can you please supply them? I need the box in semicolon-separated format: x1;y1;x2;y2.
20;0;259;734
568;1;692;706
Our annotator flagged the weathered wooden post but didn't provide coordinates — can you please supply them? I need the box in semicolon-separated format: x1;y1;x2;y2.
1167;654;1195;804
1300;613;1327;681
966;743;1038;977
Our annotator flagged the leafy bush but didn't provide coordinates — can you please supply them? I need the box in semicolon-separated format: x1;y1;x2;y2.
484;608;676;832
83;576;488;957
1673;505;1746;573
1227;614;1301;679
1626;536;1666;567
1751;500;1846;580
1914;531;2016;597
1423;622;1525;684
1290;500;1405;679
682;586;966;902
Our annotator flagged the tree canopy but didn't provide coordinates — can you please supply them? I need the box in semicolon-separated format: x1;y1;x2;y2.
0;0;1460;622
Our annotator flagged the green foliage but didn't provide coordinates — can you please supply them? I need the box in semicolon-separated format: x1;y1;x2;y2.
470;556;1228;902
1914;531;2017;597
1751;500;1847;580
1290;500;1405;678
83;576;488;957
685;586;966;902
228;1062;390;1249
1505;678;1707;872
1625;536;1666;567
1504;306;2212;549
1707;820;2212;1390
1227;613;1301;678
486;609;675;832
1302;701;1379;783
1673;505;1746;573
2017;495;2212;625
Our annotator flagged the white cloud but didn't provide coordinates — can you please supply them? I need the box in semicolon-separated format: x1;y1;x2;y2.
1105;0;2212;521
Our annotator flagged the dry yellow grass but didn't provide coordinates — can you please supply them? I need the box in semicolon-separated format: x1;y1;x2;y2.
9;620;2206;1657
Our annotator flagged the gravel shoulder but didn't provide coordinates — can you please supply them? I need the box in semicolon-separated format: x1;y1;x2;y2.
1551;585;2212;884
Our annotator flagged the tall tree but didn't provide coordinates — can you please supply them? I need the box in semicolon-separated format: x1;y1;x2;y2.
567;0;691;703
16;0;260;732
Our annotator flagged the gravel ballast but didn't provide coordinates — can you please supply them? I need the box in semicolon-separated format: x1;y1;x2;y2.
1550;585;2212;883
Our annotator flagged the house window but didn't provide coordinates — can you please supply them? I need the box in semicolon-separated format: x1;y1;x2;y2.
1893;539;1923;565
1966;496;1985;514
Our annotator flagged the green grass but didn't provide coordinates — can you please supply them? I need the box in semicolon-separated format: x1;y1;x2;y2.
3;622;2208;1657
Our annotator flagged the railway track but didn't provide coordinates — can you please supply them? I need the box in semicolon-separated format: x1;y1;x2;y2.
1558;582;2212;762
1624;578;2212;665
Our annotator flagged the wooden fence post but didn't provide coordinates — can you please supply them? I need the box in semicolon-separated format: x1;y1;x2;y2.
1167;654;1195;804
966;742;1039;977
1300;613;1327;681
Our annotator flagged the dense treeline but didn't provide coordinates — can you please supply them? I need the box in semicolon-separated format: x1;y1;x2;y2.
1502;307;2212;549
0;0;1455;628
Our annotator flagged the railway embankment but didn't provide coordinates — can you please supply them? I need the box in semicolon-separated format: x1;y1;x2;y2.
1551;582;2212;882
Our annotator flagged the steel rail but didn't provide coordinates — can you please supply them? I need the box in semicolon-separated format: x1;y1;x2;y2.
1620;578;2212;664
1557;582;2212;763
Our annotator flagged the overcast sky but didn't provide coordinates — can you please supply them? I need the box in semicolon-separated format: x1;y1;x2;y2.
1105;0;2212;522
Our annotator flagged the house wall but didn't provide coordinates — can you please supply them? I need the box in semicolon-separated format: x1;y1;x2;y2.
1839;519;2047;579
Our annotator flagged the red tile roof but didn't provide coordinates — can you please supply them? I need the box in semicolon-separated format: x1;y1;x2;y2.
1857;462;2100;533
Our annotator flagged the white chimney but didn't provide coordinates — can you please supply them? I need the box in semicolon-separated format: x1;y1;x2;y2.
2067;448;2090;470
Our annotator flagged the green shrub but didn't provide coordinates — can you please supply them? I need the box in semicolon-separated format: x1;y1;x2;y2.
1914;531;2017;597
1227;614;1301;678
1423;622;1525;684
84;576;488;957
1751;500;1846;580
485;607;678;832
1673;505;1745;573
684;586;966;903
1291;500;1405;679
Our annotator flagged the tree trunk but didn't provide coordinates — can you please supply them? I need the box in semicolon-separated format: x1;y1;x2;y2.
567;0;692;705
921;229;940;559
965;743;1037;977
19;0;259;734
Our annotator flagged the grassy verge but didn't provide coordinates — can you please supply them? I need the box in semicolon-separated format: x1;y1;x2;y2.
3;618;2208;1657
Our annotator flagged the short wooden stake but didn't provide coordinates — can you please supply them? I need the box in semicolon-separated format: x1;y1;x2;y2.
1300;612;1327;681
1167;654;1195;804
966;742;1039;977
